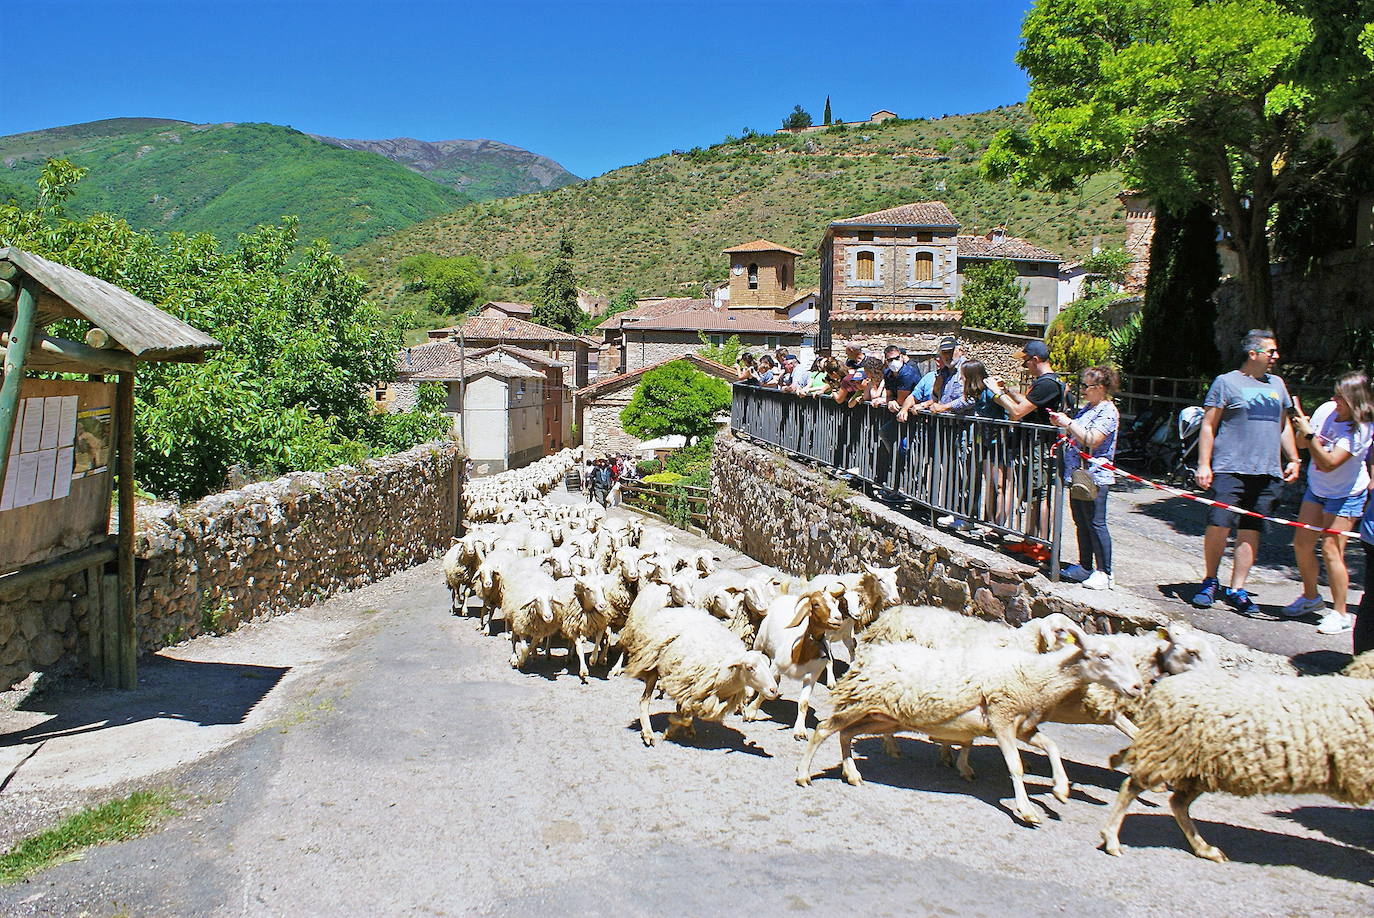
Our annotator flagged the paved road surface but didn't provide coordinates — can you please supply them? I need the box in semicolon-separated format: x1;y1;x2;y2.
0;489;1370;916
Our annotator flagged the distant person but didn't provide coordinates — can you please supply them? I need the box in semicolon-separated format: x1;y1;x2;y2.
590;458;614;506
1190;330;1300;616
735;352;758;385
1356;474;1374;655
1283;371;1374;634
756;355;779;388
880;344;921;420
925;337;964;410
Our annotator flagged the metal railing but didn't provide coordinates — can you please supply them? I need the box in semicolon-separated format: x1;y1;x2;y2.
731;386;1064;578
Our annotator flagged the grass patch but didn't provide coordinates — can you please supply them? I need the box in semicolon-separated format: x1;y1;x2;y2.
0;790;173;885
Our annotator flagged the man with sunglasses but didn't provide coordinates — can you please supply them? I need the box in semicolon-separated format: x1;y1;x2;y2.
1191;330;1301;615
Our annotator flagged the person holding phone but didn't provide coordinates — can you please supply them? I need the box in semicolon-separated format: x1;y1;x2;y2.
1049;366;1121;590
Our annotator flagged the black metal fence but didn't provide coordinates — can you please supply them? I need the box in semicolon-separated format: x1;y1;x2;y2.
731;386;1064;578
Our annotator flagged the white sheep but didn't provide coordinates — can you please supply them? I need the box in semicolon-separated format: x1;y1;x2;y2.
556;572;616;684
1099;669;1374;861
622;607;781;747
795;625;1144;826
745;583;852;739
499;558;561;670
860;605;1068;653
1344;650;1374;680
606;583;673;678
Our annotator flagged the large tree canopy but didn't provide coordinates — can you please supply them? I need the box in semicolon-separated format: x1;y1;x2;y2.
532;236;582;333
0;161;451;500
984;0;1374;330
952;259;1029;333
620;362;730;442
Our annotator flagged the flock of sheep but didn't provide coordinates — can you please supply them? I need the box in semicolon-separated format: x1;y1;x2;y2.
451;449;1374;864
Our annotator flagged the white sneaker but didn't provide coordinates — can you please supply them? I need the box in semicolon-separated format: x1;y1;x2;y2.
1083;571;1114;590
1280;594;1325;618
937;514;956;527
1316;612;1353;635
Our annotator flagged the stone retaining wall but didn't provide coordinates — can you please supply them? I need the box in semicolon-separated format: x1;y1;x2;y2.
707;433;1290;673
0;442;463;690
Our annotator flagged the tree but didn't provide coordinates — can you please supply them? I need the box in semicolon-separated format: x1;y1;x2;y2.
1079;246;1134;287
0;161;451;500
398;253;485;315
1132;201;1222;377
782;105;814;130
696;332;744;367
620;362;731;441
983;0;1374;331
823;96;833;126
951;259;1029;333
532;235;582;333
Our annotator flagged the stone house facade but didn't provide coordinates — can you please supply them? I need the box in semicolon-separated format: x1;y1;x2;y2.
621;311;814;373
575;354;735;458
426;305;595;387
722;239;802;311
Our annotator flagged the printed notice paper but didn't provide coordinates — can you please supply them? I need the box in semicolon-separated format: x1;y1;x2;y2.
40;397;63;450
1;395;89;511
53;446;75;499
58;396;78;447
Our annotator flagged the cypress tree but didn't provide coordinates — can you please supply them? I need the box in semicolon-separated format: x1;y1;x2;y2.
532;235;582;333
823;96;832;126
1132;202;1221;378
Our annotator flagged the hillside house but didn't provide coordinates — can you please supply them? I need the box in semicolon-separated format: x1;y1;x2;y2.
575;354;735;457
426;306;596;386
818;201;1064;335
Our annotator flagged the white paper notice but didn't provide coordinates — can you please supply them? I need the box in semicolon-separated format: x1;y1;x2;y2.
13;452;41;507
20;399;42;452
40;397;63;450
0;458;16;510
58;396;78;447
32;450;57;503
52;446;75;499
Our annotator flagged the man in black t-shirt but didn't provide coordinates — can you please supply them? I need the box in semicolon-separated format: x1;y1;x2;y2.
986;339;1065;553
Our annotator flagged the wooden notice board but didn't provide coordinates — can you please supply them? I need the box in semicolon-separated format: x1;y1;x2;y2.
0;377;116;574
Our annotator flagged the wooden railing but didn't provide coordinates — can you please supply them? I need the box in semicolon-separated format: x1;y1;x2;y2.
619;480;710;531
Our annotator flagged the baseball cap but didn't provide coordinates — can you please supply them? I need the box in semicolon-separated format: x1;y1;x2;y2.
938;336;958;352
1015;339;1050;361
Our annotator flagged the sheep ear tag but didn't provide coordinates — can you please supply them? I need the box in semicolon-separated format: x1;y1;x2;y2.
1155;627;1169;640
1061;630;1079;646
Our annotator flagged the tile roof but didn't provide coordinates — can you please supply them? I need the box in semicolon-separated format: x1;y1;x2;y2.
595;297;719;332
410;357;544;383
427;312;589;344
466;344;566;369
830;310;963;323
396;340;464;375
832;201;959;228
722;238;803;256
957;234;1063;263
624;309;812;335
576;353;736;399
480;301;534;316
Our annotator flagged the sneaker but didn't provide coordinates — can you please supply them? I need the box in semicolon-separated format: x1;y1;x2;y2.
1061;564;1092;583
1083;571;1114;590
1280;595;1325;618
1191;576;1220;608
1224;587;1259;617
937;514;956;527
1316;611;1354;635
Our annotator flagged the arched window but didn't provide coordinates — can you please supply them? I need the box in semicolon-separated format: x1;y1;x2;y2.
855;251;875;282
779;263;788;288
748;263;759;289
913;252;934;282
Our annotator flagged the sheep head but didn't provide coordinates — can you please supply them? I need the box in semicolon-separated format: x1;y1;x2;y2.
1157;623;1218;675
721;650;780;700
861;563;901;608
1026;613;1080;653
573;574;608;613
1074;634;1145;698
534;594;555;624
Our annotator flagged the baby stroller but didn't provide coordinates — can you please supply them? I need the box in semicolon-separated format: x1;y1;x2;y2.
1167;406;1205;486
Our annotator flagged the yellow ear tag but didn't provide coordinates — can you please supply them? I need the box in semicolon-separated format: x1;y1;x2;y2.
1062;631;1079;646
1155;627;1169;640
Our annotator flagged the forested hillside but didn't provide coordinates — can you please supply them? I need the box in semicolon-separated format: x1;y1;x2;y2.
350;106;1125;311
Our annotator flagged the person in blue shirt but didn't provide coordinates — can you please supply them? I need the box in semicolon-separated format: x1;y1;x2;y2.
880;344;923;420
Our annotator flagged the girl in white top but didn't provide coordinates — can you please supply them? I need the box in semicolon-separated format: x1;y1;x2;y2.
1285;371;1374;634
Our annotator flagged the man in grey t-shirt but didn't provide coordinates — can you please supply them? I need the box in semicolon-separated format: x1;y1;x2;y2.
1191;329;1300;615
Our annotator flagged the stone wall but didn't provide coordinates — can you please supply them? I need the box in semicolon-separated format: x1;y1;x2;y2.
958;327;1038;381
1214;248;1374;366
707;433;1289;673
826;324;1034;383
0;442;463;690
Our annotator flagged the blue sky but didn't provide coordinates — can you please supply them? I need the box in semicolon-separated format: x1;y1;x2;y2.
11;0;1033;178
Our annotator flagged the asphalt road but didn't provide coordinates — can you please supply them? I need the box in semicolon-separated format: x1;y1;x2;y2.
0;492;1370;916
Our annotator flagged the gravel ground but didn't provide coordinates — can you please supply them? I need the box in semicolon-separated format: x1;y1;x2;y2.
0;488;1370;916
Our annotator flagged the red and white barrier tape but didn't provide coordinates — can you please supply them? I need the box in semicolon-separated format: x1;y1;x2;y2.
1053;436;1354;537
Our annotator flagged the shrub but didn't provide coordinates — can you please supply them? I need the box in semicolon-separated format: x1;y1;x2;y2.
1048;329;1112;380
642;471;685;484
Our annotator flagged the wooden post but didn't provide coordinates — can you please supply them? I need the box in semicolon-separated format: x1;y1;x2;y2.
0;280;37;489
116;371;137;689
101;573;119;688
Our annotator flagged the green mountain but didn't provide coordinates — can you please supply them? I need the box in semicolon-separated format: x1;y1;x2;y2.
348;105;1126;313
309;134;579;200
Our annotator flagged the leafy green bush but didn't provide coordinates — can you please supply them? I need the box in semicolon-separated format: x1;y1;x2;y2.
636;459;663;477
642;472;685;484
621;363;730;441
1048;329;1113;380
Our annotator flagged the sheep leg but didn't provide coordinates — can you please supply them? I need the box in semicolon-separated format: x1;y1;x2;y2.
955;745;975;781
796;713;857;786
573;636;590;685
1111;713;1139;739
509;637;531;670
1169;781;1227;863
638;673;659;747
881;735;901;758
1099;775;1145;856
992;724;1040;826
792;670;820;740
1026;731;1071;803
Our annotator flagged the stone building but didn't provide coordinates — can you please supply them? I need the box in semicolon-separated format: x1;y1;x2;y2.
1118;191;1156;292
425;305;596;387
722;239;802;311
406;356;547;473
818;200;1065;336
620;310;813;373
574;354;735;457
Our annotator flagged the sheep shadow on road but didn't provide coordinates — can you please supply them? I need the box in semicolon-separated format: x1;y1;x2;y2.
1116;813;1374;883
622;715;772;757
1273;805;1374;852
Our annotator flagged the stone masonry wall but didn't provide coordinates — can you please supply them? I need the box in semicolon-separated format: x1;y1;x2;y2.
0;442;463;690
707;433;1290;673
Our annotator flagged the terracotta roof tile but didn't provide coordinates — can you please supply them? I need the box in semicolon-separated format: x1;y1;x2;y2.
833;201;959;228
410;357;544;382
830;310;963;323
466;344;566;369
595;298;719;331
480;301;534;315
426;312;588;344
957;234;1063;263
722;238;803;256
624;309;811;335
576;353;736;398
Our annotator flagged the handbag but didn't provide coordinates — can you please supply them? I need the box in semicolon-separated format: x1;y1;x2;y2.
1070;467;1100;501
